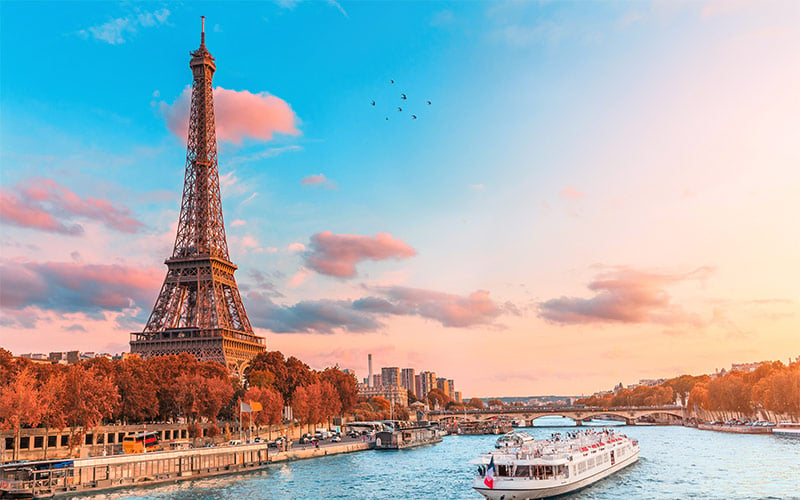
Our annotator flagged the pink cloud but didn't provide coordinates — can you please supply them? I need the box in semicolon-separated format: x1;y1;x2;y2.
356;286;509;328
162;86;299;144
0;260;162;315
304;231;417;278
539;267;713;326
288;242;306;252
301;174;337;189
559;186;586;200
0;178;144;234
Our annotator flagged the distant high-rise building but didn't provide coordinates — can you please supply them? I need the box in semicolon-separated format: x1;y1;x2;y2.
401;368;416;395
447;379;455;400
368;354;373;387
418;371;436;399
382;367;400;387
372;374;382;387
436;377;450;398
455;391;462;403
415;374;422;399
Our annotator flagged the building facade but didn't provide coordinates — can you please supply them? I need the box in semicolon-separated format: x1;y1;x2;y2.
381;367;401;387
357;384;409;408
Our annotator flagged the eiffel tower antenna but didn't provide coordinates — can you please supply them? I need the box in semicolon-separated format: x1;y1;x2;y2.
131;20;266;375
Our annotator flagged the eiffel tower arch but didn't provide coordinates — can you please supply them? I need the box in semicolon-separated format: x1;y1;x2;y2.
131;19;266;376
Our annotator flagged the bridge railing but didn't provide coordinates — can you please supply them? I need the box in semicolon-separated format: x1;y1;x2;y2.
427;405;683;416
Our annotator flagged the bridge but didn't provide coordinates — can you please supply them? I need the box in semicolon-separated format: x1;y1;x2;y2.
425;405;687;426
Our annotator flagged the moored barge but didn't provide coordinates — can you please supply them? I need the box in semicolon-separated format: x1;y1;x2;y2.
0;442;270;499
374;423;442;450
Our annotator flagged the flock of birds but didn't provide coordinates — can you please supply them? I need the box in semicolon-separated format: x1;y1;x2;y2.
371;79;431;121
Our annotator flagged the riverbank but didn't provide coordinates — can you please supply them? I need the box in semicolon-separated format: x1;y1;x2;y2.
697;423;773;434
0;441;373;498
269;442;371;463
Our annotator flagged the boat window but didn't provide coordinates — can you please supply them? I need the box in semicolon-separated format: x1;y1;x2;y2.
514;465;530;477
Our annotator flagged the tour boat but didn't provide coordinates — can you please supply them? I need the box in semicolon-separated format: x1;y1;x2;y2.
472;429;639;499
496;431;535;449
773;422;800;437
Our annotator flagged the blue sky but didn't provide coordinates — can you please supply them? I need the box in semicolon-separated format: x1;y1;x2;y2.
1;1;799;396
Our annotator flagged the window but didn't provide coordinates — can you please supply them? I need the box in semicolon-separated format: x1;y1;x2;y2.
5;437;14;449
48;435;57;448
19;437;30;449
33;436;44;449
85;433;93;445
61;435;69;447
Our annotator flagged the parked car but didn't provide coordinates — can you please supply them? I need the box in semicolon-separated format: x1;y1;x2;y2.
331;435;342;442
299;433;313;444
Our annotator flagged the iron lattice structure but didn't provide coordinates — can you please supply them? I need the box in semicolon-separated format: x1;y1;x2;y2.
131;23;265;375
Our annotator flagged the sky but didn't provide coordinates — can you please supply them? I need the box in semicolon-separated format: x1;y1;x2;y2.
1;1;798;397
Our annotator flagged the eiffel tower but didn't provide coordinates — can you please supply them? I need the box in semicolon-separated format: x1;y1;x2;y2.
131;18;265;375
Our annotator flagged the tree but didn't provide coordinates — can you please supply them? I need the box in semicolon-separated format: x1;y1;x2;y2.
285;357;317;404
426;388;450;410
318;381;342;426
60;365;119;456
468;398;485;409
688;383;710;410
148;354;198;421
245;386;284;438
487;398;504;407
39;370;67;460
247;369;275;389
707;373;750;413
245;351;289;401
319;367;358;415
370;396;390;413
114;356;158;424
293;384;321;431
0;369;44;460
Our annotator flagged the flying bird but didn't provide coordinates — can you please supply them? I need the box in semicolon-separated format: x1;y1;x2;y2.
385;117;389;120
390;79;395;84
427;100;432;105
411;115;417;120
371;100;375;106
401;94;407;100
398;107;402;112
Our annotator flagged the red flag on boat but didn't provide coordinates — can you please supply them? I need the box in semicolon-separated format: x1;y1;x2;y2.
484;456;495;489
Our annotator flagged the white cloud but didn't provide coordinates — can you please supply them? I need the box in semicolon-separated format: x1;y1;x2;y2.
80;8;171;45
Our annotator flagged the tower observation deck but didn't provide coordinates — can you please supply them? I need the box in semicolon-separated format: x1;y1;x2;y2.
130;18;265;375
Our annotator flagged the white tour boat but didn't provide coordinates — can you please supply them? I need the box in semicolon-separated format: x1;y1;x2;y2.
496;431;535;449
472;429;639;499
773;421;800;437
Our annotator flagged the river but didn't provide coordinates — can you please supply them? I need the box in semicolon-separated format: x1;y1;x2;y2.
78;419;800;499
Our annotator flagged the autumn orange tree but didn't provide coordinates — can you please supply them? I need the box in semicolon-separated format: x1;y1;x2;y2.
426;388;451;410
244;386;284;438
59;364;119;456
0;369;45;461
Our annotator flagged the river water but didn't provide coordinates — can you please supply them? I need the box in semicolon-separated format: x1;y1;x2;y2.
80;419;800;499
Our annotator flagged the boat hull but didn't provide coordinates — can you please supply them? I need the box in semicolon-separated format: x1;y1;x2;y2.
773;429;800;437
473;448;639;500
